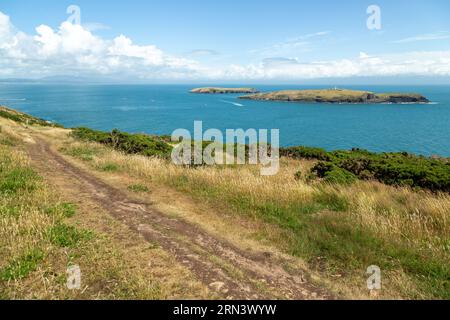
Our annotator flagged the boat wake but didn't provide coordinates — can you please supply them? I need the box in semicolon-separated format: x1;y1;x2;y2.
220;100;244;107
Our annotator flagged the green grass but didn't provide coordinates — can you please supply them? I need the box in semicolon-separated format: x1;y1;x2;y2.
128;184;150;193
47;223;93;248
61;146;100;161
0;249;44;281
45;202;77;218
0;152;40;195
98;163;120;172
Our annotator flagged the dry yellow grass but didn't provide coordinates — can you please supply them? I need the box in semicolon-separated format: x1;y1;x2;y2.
0;126;210;300
53;132;450;299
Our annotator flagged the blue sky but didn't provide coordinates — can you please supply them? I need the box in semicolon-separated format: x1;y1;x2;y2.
1;0;450;82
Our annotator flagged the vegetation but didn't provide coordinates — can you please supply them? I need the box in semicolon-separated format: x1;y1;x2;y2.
190;87;259;94
0;106;61;127
1;106;449;299
67;140;449;299
281;146;450;192
0;128;208;299
240;88;429;104
71;127;173;159
128;184;150;193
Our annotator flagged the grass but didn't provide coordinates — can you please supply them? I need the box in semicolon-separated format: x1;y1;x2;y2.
1;108;449;299
0;128;209;299
0;106;61;127
128;184;150;193
67;143;449;299
47;203;77;218
47;224;93;248
98;163;120;172
0;249;45;281
60;145;101;161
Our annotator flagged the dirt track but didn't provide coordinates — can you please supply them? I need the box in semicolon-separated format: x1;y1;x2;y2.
26;136;334;300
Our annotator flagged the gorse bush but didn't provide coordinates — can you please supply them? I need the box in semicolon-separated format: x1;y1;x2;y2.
71;127;173;159
282;146;450;192
281;146;331;161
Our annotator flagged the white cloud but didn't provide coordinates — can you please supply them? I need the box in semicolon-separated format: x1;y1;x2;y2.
392;31;450;43
0;11;450;81
186;49;220;57
205;51;450;80
250;31;330;56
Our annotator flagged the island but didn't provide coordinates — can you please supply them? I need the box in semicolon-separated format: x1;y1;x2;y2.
239;88;429;104
190;87;259;94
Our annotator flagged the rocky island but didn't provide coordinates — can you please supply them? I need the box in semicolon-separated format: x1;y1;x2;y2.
239;88;429;104
190;87;259;94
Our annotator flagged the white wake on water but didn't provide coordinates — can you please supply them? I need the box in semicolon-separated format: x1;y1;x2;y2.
220;100;244;107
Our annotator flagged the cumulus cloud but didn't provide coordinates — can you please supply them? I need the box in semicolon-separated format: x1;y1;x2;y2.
0;11;450;81
0;11;199;79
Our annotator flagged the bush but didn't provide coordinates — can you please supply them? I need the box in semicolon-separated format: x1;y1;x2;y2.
287;148;449;192
71;128;173;159
311;162;357;185
280;146;331;161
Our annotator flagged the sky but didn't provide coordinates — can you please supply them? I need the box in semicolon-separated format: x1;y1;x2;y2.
1;0;450;83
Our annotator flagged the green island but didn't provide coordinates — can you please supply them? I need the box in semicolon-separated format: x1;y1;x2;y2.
0;105;449;300
239;88;430;104
190;87;259;94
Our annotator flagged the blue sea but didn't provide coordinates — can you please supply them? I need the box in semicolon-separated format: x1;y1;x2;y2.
0;84;449;156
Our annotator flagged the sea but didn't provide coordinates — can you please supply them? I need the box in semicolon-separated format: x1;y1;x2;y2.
0;84;449;156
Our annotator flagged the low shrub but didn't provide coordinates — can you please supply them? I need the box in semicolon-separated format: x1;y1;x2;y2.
284;146;450;192
71;128;173;159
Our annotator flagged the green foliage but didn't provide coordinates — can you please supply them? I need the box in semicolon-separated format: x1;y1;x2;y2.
312;162;358;185
284;146;450;192
71;127;173;159
47;223;93;248
45;202;77;218
128;184;150;193
313;192;350;212
0;249;44;281
99;163;119;172
280;146;331;161
0;107;62;127
0;156;40;194
62;146;99;161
